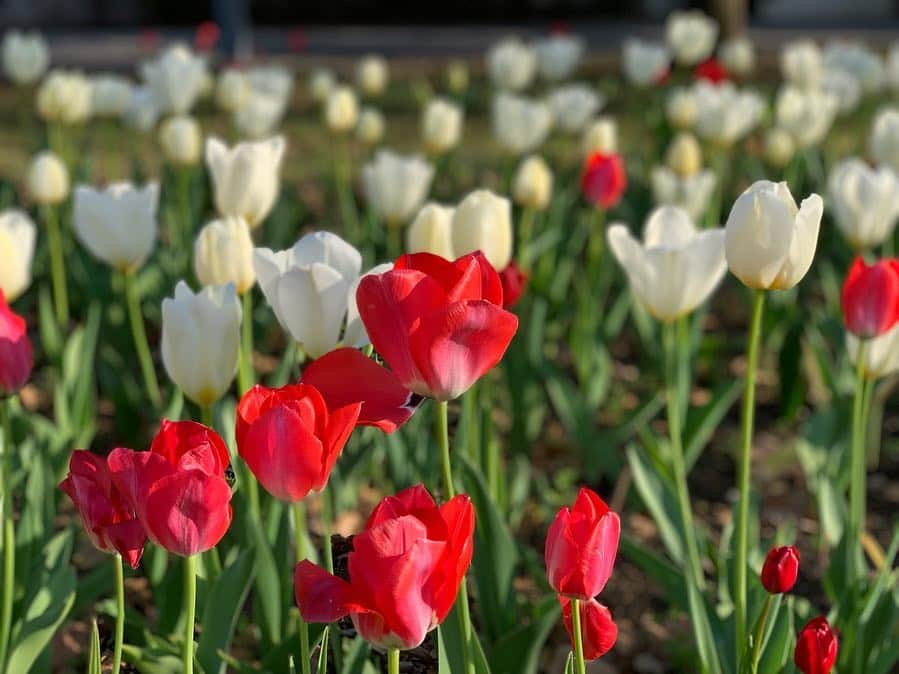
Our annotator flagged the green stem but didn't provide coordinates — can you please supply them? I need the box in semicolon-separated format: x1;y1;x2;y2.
182;554;197;674
112;553;125;674
435;400;454;499
735;289;766;666
387;225;402;261
43;204;69;328
175;166;192;248
239;290;255;394
749;594;773;674
201;404;213;429
320;488;334;574
333;138;359;242
123;270;162;410
480;378;500;505
570;598;587;674
848;340;870;579
0;400;14;671
518;208;537;270
387;648;400;674
293;501;311;674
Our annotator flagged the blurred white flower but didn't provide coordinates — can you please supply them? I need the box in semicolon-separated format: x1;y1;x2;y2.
665;87;697;129
216;68;250;113
121;86;160;133
513;155;553;212
0;210;37;301
73;182;158;271
308;68;336;103
869;107;899;172
821;69;862;116
486;37;537;92
764;128;796;168
665;132;702;178
445;59;469;94
159;114;202;165
582;116;617;155
651;166;716;221
621;39;670;87
693;81;763;147
828;158;899;250
234;89;287;139
362;150;434;226
665;10;718;67
823;41;884;95
775;84;839;149
194;215;256;294
248;64;294;102
27;150;69;206
161;281;241;407
781;39;822;90
90;74;132;117
407;202;455;259
37;69;92;125
492;93;553;155
451;189;512;270
325;85;359;133
535;34;584;82
205;135;286;228
140;44;206;114
547;84;604;134
847;322;899;381
422;97;463;155
2;30;49;85
356;54;389;97
718;36;755;77
357;106;385;145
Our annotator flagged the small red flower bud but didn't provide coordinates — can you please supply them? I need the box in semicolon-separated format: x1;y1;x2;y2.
581;153;627;210
794;616;838;674
760;545;800;594
841;257;899;338
560;596;617;660
0;292;32;397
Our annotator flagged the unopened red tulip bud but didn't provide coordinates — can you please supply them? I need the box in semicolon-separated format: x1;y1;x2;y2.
760;545;799;594
841;257;899;338
794;616;838;674
0;292;32;396
581;152;627;209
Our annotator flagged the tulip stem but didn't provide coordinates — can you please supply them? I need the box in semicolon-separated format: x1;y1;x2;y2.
293;501;312;674
848;340;871;580
182;554;197;674
735;289;766;666
570;598;587;674
123;270;162;410
387;648;400;674
749;594;775;674
43;204;69;328
518;208;536;270
333;138;359;242
175;166;192;249
0;399;14;672
112;553;125;674
238;290;255;394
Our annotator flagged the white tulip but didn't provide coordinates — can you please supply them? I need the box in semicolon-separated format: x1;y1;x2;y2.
159;115;202;165
216;68;250;113
547;84;604;134
492;93;553;155
821;69;862;116
828;158;899;251
650;167;716;221
764;128;795;168
486;37;537;92
205;135;285;228
73;182;158;271
161;281;242;407
582;116;617;155
248;65;294;102
36;69;92;125
622;39;670;87
665;132;702;178
781;40;822;90
407;203;456;259
253;231;366;357
325;85;359;133
122;86;160;133
693;81;763;147
356;55;389;97
535;35;584;82
451;189;512;270
2;30;49;85
234;90;287;139
422;98;463;155
513;155;553;211
665;10;718;66
718;36;755;77
724;180;823;290
665;87;697;129
362;150;434;226
308;68;336;103
0;210;37;301
356;106;385;145
194;216;256;294
774;85;838;149
90;74;132;117
868;107;899;173
140;44;206;115
445;60;469;94
27;150;69;205
342;261;395;348
847;323;899;381
608;206;726;322
823;41;883;95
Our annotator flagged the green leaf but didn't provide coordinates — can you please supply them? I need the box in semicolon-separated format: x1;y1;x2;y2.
197;549;256;674
87;620;101;674
486;595;560;674
248;514;283;645
684;380;741;471
626;446;684;563
757;599;794;674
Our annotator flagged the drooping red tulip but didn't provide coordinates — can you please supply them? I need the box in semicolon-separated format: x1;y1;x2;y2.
108;420;232;557
794;616;838;674
694;58;729;84
841;257;899;338
356;252;518;401
760;545;800;594
295;484;474;650
545;487;620;600
0;292;32;397
236;383;360;502
195;21;220;52
300;347;422;433
59;450;146;568
499;261;528;309
560;596;618;660
581;153;627;209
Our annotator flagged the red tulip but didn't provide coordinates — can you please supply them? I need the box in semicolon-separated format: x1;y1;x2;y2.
794;616;838;674
499;262;528;309
694;58;729;84
300;347;422;433
581;153;627;209
841;257;899;338
546;487;620;600
760;545;799;594
0;292;32;397
295;484;474;650
236;383;361;502
355;252;519;401
108;420;232;557
195;21;220;52
560;596;617;660
59;451;146;568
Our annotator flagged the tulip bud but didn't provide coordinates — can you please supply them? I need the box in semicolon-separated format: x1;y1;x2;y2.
362;150;434;227
159;114;202;166
868;107;899;174
764;128;796;168
828;159;899;251
234;90;286;139
36;70;92;125
487;37;537;92
666;132;703;178
582;116;617;156
513;155;553;211
90;74;133;118
492;93;553;156
445;59;469;94
665;9;719;67
760;545;799;594
499;262;527;309
560;597;617;661
581;153;627;209
536;34;585;82
325;85;359;133
122;86;160;134
356;107;385;145
216;68;249;113
422;97;463;155
308;68;336;104
621;39;670;87
356;54;389;97
724;181;823;291
194;216;256;294
719;36;755;77
0;210;37;301
0;292;33;396
452;189;513;270
547;84;603;134
2;30;49;86
140;44;206;115
666;87;697;129
841;257;899;338
407;203;455;259
27;150;69;206
161;281;242;407
794;616;838;674
847;322;899;381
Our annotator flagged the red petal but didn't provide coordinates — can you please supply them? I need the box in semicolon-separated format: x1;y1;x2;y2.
366;484;438;530
465;252;504;306
0;293;33;395
430;495;475;623
294;560;359;623
103;519;147;568
313;401;361;491
150;419;230;476
107;448;173;522
560;597;618;660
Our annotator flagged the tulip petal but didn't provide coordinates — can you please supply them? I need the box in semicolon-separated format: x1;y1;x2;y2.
430;495;475;623
277;263;349;359
773;193;822;290
344;263;394;348
291;231;362;283
103;519;147;568
294;559;359;623
365;484;438;529
107;448;173;521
